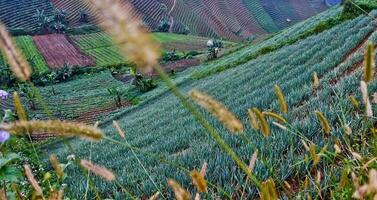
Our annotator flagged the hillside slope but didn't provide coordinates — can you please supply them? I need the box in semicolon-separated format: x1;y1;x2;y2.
0;0;338;40
46;8;377;198
126;0;337;40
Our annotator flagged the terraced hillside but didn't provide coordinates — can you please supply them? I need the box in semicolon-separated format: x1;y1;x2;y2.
31;71;132;124
46;6;377;198
126;0;337;40
0;0;54;31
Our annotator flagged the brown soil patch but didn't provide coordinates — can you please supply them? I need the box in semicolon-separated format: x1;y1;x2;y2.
33;34;95;69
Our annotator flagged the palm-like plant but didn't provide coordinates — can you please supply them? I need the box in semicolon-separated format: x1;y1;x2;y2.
107;87;122;107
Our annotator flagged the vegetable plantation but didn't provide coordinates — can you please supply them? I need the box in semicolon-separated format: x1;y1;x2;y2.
30;71;133;124
70;32;126;67
46;8;377;198
15;36;49;73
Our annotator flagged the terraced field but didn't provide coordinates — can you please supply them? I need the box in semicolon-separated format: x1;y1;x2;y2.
46;8;377;199
0;0;54;31
31;71;132;124
33;34;95;69
69;32;126;67
126;0;334;40
15;36;49;73
49;0;98;26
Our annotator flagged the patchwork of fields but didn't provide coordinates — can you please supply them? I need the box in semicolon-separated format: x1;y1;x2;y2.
0;0;337;40
44;8;377;198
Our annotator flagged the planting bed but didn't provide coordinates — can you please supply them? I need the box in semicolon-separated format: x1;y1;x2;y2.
33;34;95;69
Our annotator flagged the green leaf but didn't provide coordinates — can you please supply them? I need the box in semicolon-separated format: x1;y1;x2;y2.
0;166;23;182
0;153;20;169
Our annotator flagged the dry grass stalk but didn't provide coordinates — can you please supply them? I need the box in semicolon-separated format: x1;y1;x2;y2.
364;41;375;83
301;140;310;151
271;121;287;130
200;162;207;177
352;152;363;161
315;111;331;135
0;24;32;81
247;109;260;130
0;188;7;200
353;169;377;199
360;81;373;117
190;170;208;193
167;179;191;200
13;92;27;121
263;111;287;123
274;85;288;114
148;192;160;200
49;154;63;179
189;90;244;133
24;165;43;196
194;193;200;200
312;72;320;89
113;120;125;138
1;120;103;141
80;159;116;181
260;178;278;200
334;144;342;154
86;0;160;73
248;150;258;173
304;176;309;190
252;108;270;137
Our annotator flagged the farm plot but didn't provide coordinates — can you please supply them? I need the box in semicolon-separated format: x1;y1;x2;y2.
70;32;126;67
47;10;377;198
33;34;95;69
15;36;49;73
30;71;131;124
49;0;98;26
0;0;53;31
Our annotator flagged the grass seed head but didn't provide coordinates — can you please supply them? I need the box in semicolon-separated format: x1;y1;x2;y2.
274;85;288;114
190;170;208;193
200;162;207;177
260;178;278;200
364;41;375;83
86;0;160;73
13;92;27;121
315;111;331;135
349;95;359;108
167;179;191;200
271;121;287;130
1;120;103;141
49;154;63;179
0;24;32;81
247;109;260;130
312;72;320;89
263;111;287;124
189;90;244;133
248;150;258;173
252;108;270;137
80;159;116;181
24;165;43;196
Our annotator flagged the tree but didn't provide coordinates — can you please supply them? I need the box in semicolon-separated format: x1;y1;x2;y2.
207;39;223;60
78;9;89;23
157;19;170;32
107;87;123;107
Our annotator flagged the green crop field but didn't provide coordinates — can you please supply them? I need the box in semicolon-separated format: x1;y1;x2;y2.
70;33;126;67
15;36;49;73
5;1;377;199
30;71;133;123
44;8;377;198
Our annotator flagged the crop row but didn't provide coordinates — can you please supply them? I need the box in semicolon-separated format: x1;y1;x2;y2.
70;33;126;67
49;10;377;198
15;36;49;73
49;0;98;26
0;0;54;31
30;71;131;122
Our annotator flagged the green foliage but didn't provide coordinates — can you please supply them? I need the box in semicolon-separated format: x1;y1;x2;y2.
15;36;48;74
343;0;377;18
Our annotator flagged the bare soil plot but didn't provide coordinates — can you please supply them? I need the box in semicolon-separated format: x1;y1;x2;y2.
33;34;95;69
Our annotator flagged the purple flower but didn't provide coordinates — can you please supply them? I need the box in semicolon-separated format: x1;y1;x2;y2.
0;90;9;100
0;130;10;142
